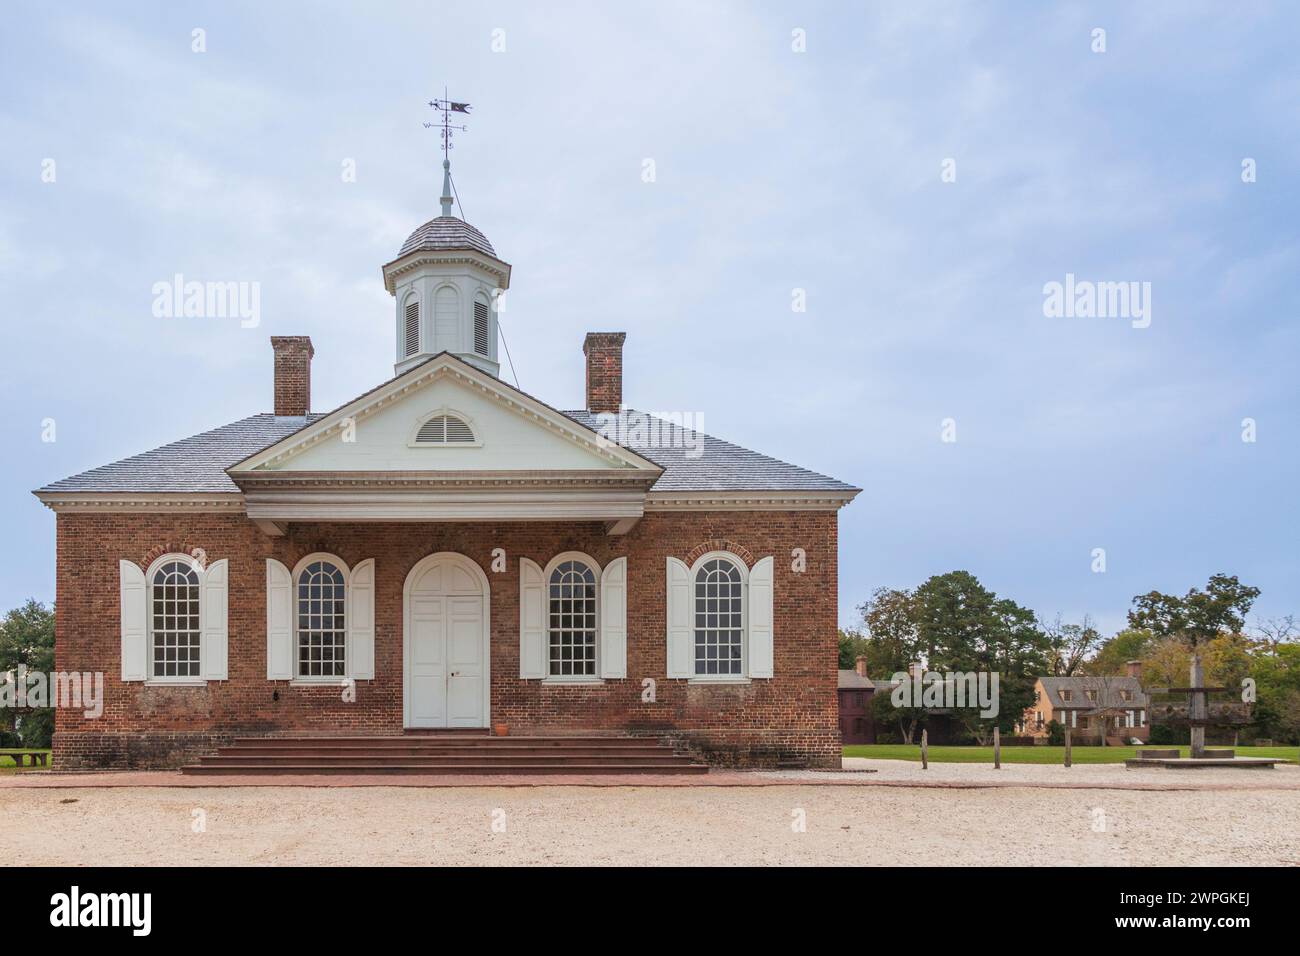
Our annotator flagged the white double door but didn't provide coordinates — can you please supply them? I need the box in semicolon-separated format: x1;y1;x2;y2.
404;555;488;728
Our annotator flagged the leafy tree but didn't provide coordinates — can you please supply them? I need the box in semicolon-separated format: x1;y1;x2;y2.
0;599;56;748
912;571;1049;744
870;683;926;744
838;629;869;669
856;587;921;675
1128;574;1260;648
1083;628;1153;676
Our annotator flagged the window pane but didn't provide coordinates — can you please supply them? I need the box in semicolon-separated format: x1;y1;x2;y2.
547;560;598;677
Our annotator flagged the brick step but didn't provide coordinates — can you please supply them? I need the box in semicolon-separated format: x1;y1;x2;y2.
199;752;693;766
214;746;672;759
180;762;709;776
228;736;665;749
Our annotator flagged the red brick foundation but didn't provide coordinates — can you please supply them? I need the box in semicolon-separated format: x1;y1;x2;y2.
51;511;842;770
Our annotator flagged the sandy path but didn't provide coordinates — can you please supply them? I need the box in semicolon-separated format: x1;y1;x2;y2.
5;779;1299;866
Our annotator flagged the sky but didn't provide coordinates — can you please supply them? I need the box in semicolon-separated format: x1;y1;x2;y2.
1;1;1297;637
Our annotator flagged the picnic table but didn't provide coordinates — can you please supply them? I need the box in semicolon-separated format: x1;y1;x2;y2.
0;749;48;768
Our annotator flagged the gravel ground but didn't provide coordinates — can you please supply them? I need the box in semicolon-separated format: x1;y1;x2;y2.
6;768;1300;866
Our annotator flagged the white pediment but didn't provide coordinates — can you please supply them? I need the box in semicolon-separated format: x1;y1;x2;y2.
230;354;660;477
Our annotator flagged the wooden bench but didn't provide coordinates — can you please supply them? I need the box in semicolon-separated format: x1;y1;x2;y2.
0;750;47;768
1135;748;1180;759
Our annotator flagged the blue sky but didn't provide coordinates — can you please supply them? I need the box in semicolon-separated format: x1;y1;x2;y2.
2;1;1297;636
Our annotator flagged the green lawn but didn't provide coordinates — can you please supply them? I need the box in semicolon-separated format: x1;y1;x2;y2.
0;749;51;773
843;744;1298;764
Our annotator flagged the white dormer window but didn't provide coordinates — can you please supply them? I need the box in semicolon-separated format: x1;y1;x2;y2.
413;411;477;445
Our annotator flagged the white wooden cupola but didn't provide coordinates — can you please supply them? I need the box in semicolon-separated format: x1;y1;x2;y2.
382;159;512;378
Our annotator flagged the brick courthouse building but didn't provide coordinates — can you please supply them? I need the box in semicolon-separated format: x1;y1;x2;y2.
35;184;858;771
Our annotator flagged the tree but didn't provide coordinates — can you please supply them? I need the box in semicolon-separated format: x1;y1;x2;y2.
838;629;869;669
856;587;921;675
0;599;56;748
1253;615;1298;656
1042;613;1102;676
912;571;1049;744
1083;628;1153;676
1128;574;1260;648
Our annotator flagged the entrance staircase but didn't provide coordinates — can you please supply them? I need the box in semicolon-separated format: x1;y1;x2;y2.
180;732;708;776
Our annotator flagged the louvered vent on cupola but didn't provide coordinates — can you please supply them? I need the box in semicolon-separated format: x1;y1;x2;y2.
415;413;476;445
473;299;490;356
403;300;420;357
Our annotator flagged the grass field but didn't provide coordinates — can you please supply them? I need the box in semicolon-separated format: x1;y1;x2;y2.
0;749;51;773
843;744;1298;764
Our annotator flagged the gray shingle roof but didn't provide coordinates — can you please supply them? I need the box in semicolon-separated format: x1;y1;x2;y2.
36;414;324;494
1039;676;1149;711
37;405;856;497
397;216;497;258
838;670;874;690
564;409;857;493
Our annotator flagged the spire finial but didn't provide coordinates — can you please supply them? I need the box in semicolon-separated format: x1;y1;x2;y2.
425;91;471;219
440;159;454;216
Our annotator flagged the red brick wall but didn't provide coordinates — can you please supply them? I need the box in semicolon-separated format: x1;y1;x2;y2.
270;336;313;416
51;510;841;769
582;332;625;413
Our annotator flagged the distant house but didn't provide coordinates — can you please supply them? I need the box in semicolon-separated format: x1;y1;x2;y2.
838;660;968;745
1018;661;1150;743
838;659;877;744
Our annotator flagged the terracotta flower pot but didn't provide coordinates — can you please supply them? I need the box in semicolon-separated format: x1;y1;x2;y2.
494;723;509;737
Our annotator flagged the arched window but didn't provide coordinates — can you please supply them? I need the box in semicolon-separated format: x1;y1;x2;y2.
403;295;420;357
548;557;598;677
150;557;201;679
473;295;491;356
296;556;347;678
694;556;744;676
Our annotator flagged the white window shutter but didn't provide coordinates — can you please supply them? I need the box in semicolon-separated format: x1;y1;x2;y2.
748;556;774;678
519;557;546;678
119;560;147;681
665;557;692;678
201;558;229;680
266;558;293;680
600;556;628;679
347;558;376;680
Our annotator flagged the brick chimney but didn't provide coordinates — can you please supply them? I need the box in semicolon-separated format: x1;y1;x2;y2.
271;336;313;416
583;332;626;413
1125;660;1143;680
854;656;868;678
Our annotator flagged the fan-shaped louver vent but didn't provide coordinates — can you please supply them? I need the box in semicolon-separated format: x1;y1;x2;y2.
416;414;476;444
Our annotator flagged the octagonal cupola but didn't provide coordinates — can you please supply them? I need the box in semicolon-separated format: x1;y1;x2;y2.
382;158;511;377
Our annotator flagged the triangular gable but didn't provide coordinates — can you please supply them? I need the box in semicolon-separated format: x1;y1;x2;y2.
228;352;662;477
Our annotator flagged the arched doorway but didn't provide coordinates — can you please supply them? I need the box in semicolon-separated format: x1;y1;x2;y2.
403;553;490;729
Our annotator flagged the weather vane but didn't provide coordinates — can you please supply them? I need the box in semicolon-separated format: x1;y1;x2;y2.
424;90;471;161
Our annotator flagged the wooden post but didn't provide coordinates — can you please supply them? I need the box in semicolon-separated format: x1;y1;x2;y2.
921;729;929;770
1064;726;1072;768
1189;655;1207;759
993;726;1001;769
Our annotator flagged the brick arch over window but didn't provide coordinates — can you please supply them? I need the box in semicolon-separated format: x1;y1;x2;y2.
684;539;754;568
139;542;207;569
